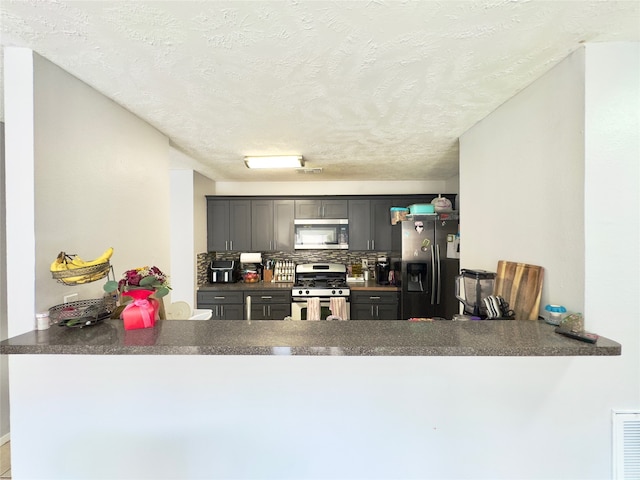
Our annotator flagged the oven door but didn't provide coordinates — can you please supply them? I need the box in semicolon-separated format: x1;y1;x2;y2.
291;299;350;320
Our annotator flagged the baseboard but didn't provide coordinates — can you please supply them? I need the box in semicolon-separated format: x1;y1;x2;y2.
0;432;9;446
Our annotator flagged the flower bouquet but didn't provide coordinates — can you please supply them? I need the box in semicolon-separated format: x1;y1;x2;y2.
104;266;171;330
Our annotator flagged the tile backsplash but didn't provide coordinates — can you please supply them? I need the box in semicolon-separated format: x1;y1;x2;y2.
197;250;397;286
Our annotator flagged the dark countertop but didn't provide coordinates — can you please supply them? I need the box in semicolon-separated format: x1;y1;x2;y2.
198;280;400;291
0;319;621;356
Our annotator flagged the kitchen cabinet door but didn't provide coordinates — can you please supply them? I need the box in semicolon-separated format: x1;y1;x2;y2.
370;198;396;251
246;291;291;320
251;199;294;251
321;199;348;218
249;303;289;320
348;198;395;251
348;199;371;250
207;199;251;252
229;200;251;251
251;200;274;251
197;291;245;320
295;199;348;219
207;200;230;252
273;200;294;250
350;291;399;320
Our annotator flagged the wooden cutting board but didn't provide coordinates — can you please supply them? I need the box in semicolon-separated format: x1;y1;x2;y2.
494;261;544;320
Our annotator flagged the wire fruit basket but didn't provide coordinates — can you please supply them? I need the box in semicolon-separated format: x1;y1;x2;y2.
51;261;112;286
49;297;116;328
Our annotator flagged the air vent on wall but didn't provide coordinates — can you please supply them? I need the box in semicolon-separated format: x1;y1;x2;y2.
296;168;323;174
613;411;640;479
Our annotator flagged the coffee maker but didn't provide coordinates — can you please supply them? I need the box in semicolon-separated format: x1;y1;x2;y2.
375;256;390;285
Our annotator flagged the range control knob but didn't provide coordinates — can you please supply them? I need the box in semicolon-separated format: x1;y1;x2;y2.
338;289;343;295
305;290;310;295
297;290;303;295
331;290;336;295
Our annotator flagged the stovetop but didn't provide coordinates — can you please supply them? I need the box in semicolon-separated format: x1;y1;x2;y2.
292;263;350;298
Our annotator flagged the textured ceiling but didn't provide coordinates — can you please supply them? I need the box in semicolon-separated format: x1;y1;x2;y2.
1;1;638;182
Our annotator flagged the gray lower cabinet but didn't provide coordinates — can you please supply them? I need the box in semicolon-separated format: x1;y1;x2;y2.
350;291;399;320
196;291;244;320
245;291;291;320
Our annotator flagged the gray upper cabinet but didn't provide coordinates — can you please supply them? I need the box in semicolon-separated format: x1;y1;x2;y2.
295;199;348;219
274;200;295;250
251;199;294;251
207;199;251;252
348;198;396;251
207;195;440;253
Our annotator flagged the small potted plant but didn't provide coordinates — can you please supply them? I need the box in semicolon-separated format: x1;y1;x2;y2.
104;266;171;330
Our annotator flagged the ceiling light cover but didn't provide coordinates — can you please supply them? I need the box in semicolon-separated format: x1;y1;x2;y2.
244;155;304;169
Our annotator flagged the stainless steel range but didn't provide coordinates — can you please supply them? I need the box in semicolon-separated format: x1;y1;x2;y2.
291;263;350;320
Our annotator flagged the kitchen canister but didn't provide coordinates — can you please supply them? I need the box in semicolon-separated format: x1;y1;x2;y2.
35;311;50;330
544;304;567;325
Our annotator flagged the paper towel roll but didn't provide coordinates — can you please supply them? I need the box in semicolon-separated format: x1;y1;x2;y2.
240;252;262;264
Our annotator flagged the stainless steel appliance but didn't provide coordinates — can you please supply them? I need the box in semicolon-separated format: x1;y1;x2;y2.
455;269;496;318
208;260;239;283
393;213;460;319
291;263;350;320
294;219;349;249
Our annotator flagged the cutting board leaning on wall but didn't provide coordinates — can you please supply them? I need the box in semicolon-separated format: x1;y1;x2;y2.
494;261;544;320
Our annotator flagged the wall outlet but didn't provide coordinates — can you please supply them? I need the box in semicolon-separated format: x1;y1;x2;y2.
63;293;78;304
361;259;368;269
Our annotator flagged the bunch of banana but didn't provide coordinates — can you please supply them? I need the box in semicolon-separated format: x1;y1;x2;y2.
50;247;114;285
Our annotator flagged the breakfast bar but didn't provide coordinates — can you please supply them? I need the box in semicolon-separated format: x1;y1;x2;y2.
0;318;621;356
0;319;624;480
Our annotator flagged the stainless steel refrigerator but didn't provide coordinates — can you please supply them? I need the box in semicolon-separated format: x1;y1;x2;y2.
392;213;460;319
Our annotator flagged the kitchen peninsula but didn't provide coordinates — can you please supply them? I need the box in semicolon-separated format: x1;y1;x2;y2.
1;318;621;356
0;319;622;479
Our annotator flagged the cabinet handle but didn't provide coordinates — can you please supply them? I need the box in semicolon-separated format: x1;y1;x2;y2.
230;240;233;250
225;241;228;250
372;240;375;250
261;296;272;300
214;296;225;299
367;240;370;250
221;305;224;316
370;296;381;300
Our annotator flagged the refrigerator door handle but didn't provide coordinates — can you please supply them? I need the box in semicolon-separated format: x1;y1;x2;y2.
436;244;441;305
430;244;436;305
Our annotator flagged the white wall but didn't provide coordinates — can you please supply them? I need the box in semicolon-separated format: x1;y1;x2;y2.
459;43;639;477
30;52;170;319
3;47;171;335
584;42;639;389
170;168;195;306
169;163;214;308
212;179;456;196
193;171;213;255
0;122;8;442
460;47;586;313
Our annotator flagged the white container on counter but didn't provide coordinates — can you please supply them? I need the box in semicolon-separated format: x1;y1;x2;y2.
35;311;50;330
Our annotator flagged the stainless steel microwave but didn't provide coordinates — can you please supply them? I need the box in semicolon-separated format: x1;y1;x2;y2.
294;219;349;249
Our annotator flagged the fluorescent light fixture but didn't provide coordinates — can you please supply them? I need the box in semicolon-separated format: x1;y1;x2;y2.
244;155;304;169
